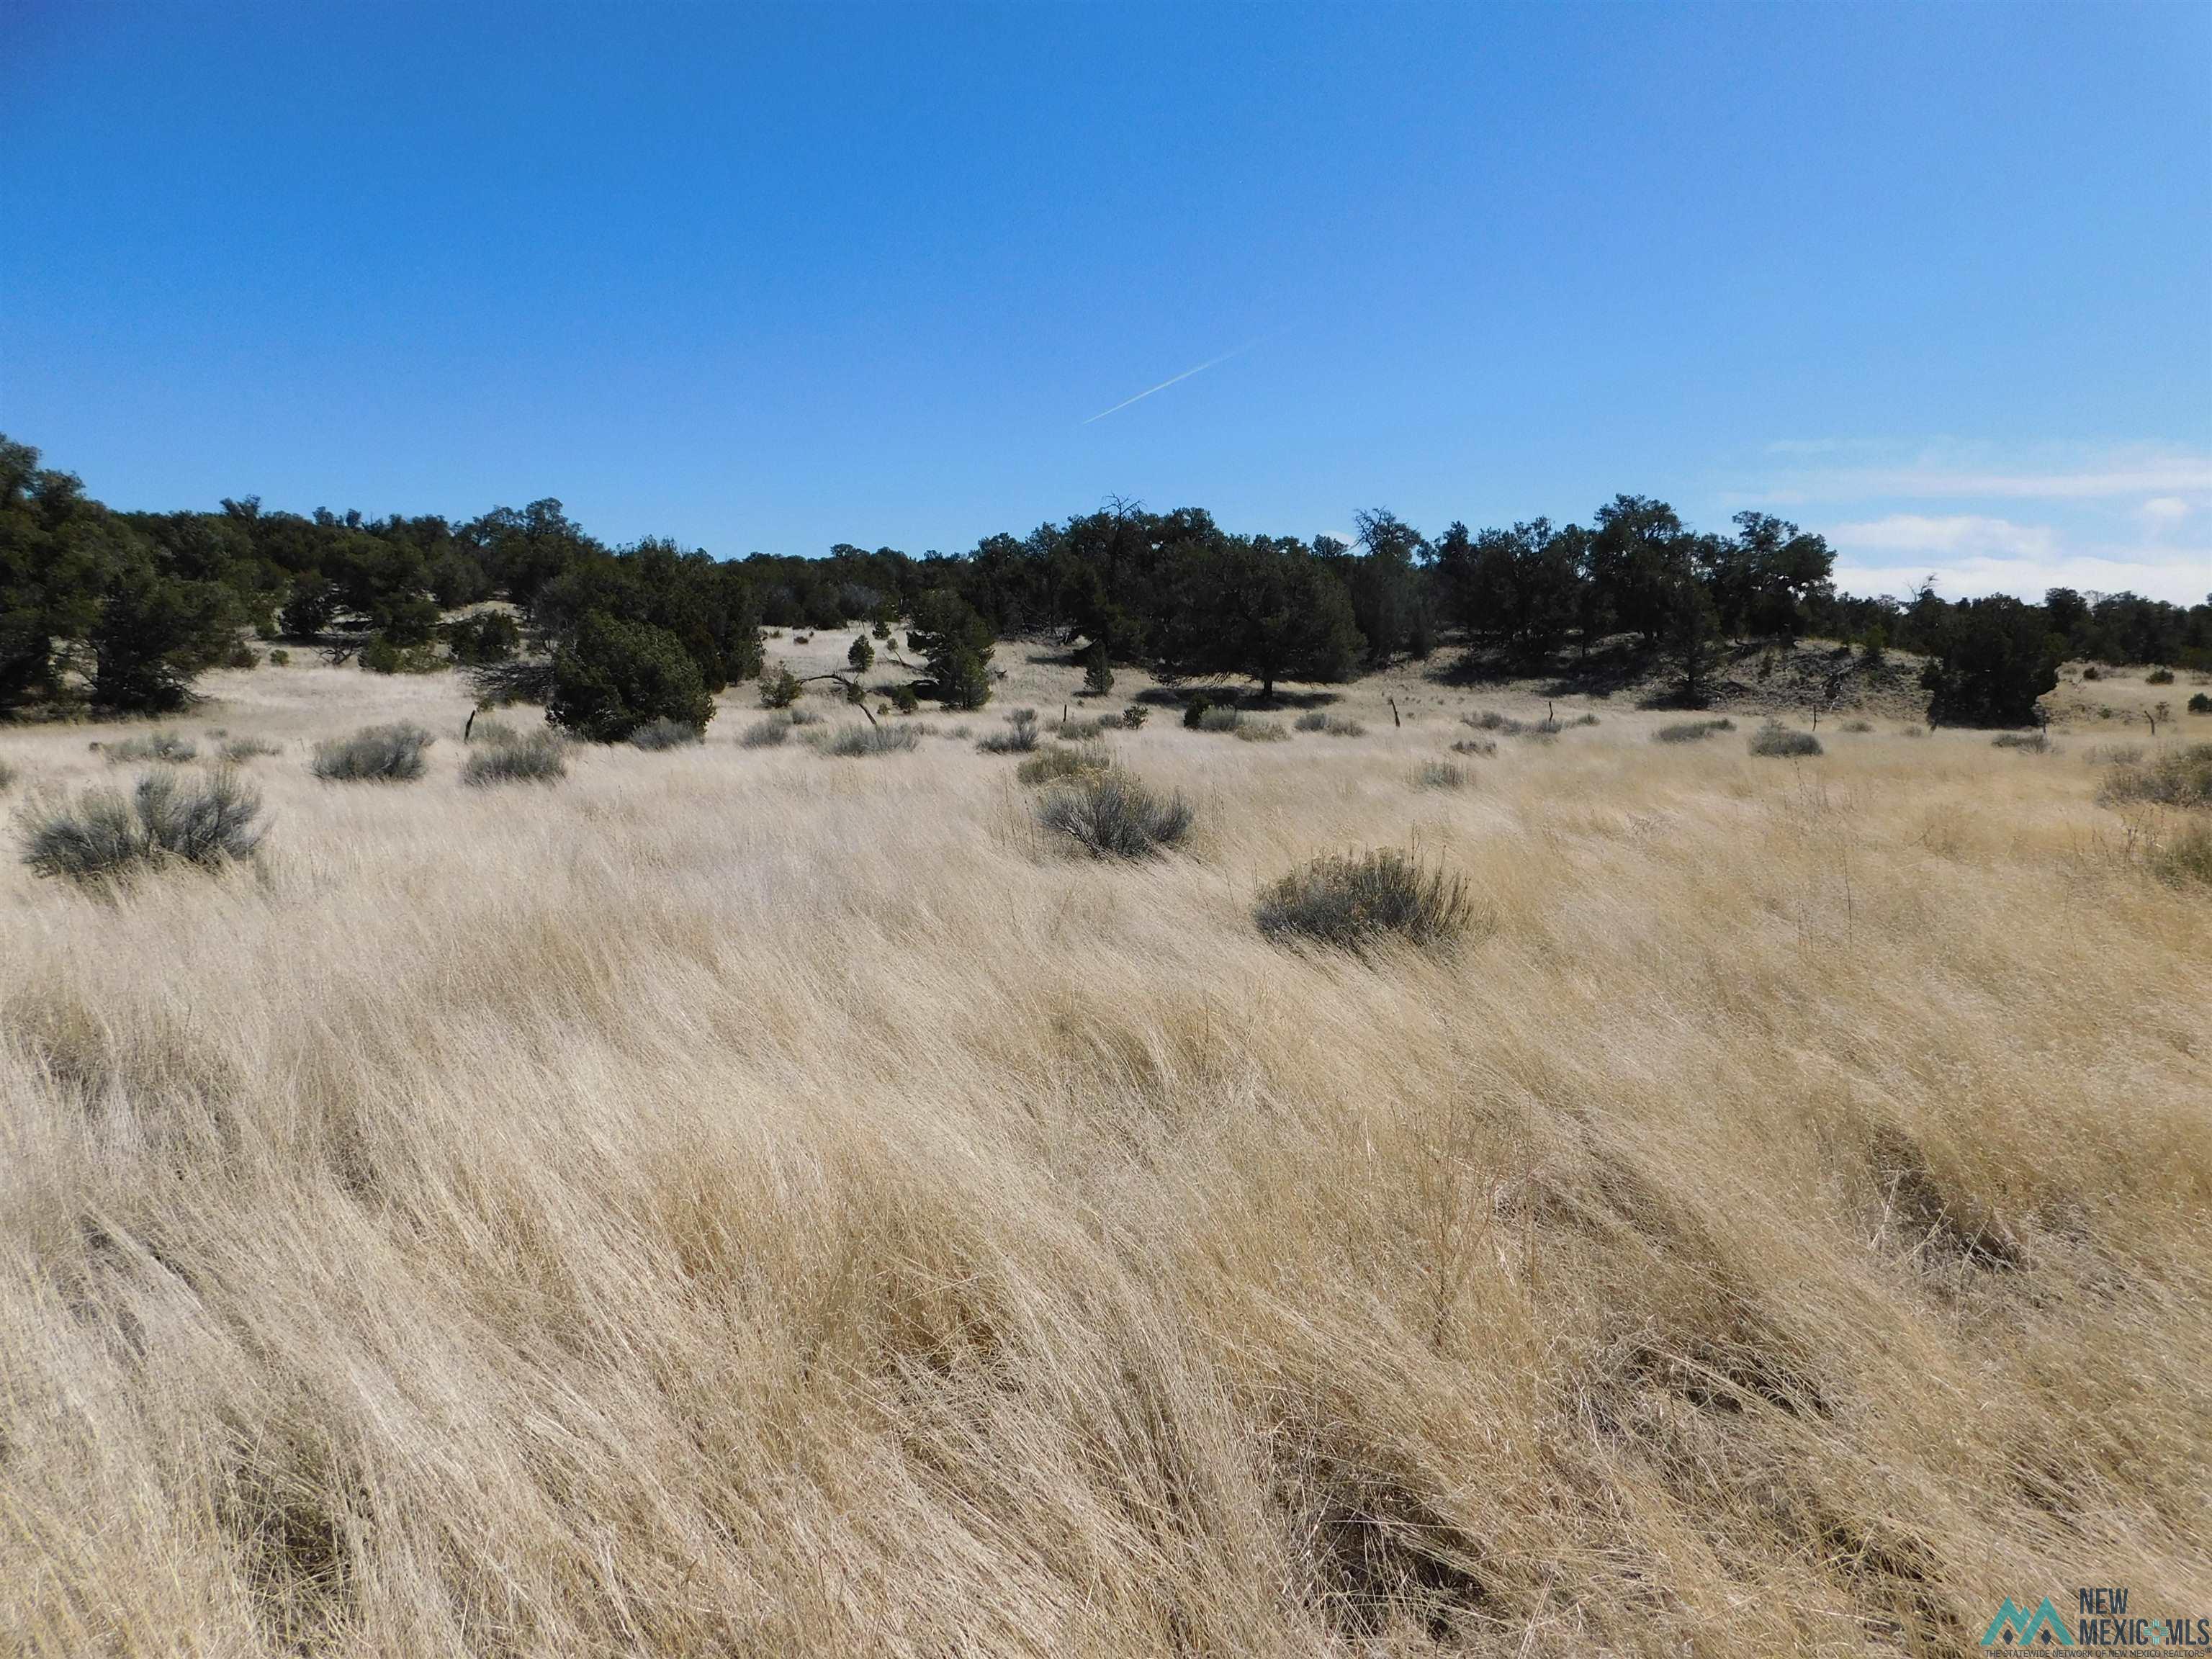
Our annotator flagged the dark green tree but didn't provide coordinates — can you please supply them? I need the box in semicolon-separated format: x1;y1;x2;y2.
1920;597;2060;727
1159;536;1363;699
907;589;994;709
549;612;714;741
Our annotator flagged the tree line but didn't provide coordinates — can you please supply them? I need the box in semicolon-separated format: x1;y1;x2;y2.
5;433;2206;734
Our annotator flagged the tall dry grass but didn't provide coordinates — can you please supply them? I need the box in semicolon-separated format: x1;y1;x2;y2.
1;663;2208;1655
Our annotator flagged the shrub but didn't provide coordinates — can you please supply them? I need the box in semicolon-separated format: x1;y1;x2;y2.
1449;738;1496;757
1416;760;1469;790
739;718;790;748
467;715;522;747
223;642;261;670
1748;724;1822;757
21;768;264;883
1841;719;1874;733
1234;719;1290;742
1036;769;1193;858
1991;732;2049;752
1197;706;1244;733
1464;709;1514;732
2146;667;2175;685
445;611;521;665
1056;716;1108;742
1254;849;1475;953
105;732;198;765
2188;693;2212;715
1016;743;1110;786
1654;719;1733;744
2102;744;2212;809
979;709;1040;754
268;648;289;666
848;634;874;674
629;717;704;751
313;722;433;782
760;663;803;709
1120;705;1148;729
1082;641;1115;697
2149;820;2212;888
218;736;282;762
2082;665;2103;680
551;613;714;742
1182;690;1234;729
462;732;567;786
814;722;922;758
1295;712;1366;737
0;757;16;791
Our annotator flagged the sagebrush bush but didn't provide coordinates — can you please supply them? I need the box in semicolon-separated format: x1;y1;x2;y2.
1840;719;1874;733
2102;744;2212;809
1056;716;1108;742
1654;719;1733;744
1748;724;1822;757
21;768;264;883
267;647;289;665
739;718;791;748
814;723;922;757
1254;848;1475;953
2188;693;2211;715
786;704;824;727
1197;706;1243;733
979;709;1040;754
218;737;282;762
1182;691;1234;729
2146;667;2175;685
1449;738;1496;757
2149;819;2212;887
1991;732;2049;752
462;732;567;786
1036;769;1193;858
1295;712;1365;737
1015;744;1108;787
104;732;198;765
629;717;704;751
313;723;433;781
467;716;522;747
1233;719;1290;742
1416;761;1469;790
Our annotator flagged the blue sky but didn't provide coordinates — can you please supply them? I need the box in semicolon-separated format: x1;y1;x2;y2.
4;1;2208;602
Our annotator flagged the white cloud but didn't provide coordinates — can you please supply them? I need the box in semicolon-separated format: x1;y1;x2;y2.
2141;495;2192;526
1827;513;2058;562
1752;442;2212;506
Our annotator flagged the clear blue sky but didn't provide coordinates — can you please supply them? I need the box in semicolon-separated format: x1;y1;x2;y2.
5;1;2208;601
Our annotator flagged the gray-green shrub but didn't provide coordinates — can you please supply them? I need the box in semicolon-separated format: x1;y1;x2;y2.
1254;849;1475;953
1654;719;1734;744
219;736;282;762
104;732;197;765
21;768;264;883
1036;769;1193;858
814;723;922;757
629;717;704;750
739;718;791;748
313;722;433;781
1416;760;1470;790
979;709;1040;754
462;732;567;785
1233;719;1290;742
1748;724;1822;757
2102;744;2212;809
1015;744;1108;787
1197;706;1243;733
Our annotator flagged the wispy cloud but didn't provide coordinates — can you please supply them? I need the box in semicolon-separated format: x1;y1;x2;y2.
1083;341;1259;424
1751;441;2212;505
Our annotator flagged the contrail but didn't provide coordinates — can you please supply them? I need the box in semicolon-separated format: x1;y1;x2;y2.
1083;341;1259;423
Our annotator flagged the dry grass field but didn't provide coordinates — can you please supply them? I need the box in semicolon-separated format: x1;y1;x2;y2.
3;644;2208;1655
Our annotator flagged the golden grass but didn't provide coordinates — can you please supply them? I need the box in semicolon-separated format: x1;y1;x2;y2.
2;657;2208;1655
